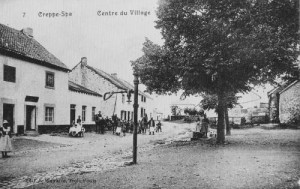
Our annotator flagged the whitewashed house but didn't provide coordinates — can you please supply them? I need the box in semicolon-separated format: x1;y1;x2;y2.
0;24;70;134
0;23;103;134
69;57;153;121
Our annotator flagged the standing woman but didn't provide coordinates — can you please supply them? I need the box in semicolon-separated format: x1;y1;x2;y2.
0;120;14;158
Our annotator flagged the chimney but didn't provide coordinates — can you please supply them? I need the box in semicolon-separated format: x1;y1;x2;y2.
81;57;87;67
111;73;117;77
21;27;33;38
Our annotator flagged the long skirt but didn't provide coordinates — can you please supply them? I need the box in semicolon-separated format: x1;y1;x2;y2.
0;135;13;152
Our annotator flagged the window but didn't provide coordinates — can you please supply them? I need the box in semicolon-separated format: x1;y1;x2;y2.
45;71;55;88
3;65;16;83
82;106;86;122
144;97;146;103
45;107;54;122
141;108;143;117
92;107;96;121
122;94;125;103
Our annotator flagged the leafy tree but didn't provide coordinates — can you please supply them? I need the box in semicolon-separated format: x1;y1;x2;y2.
132;0;299;143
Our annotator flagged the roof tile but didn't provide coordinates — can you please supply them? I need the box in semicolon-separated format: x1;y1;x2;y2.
0;23;69;71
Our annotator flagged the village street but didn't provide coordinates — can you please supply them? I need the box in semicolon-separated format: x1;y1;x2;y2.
0;122;299;189
0;121;194;189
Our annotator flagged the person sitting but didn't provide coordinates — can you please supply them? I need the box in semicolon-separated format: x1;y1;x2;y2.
69;123;84;137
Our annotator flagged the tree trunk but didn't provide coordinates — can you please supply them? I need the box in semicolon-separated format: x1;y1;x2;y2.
225;107;231;136
216;93;226;144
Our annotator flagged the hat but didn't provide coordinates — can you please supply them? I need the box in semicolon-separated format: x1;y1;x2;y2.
3;120;8;124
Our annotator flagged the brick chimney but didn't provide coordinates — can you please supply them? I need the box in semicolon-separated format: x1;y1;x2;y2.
21;27;33;38
81;57;87;67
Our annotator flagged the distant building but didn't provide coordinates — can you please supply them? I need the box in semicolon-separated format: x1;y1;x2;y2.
69;58;153;121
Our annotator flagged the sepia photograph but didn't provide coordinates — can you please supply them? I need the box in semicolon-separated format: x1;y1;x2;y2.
0;0;299;188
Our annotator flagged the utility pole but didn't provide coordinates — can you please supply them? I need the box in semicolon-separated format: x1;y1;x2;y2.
132;71;139;164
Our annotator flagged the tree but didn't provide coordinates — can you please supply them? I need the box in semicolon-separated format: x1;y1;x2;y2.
132;0;299;144
200;93;239;135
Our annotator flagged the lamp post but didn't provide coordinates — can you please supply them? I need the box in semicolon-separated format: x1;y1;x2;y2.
132;71;139;164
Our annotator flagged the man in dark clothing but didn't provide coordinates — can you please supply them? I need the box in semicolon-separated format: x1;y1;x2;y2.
95;111;102;134
99;116;105;134
112;114;117;134
148;117;155;135
76;116;82;125
156;121;162;132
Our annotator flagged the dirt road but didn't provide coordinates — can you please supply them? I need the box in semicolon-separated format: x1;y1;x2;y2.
0;121;193;188
1;122;299;189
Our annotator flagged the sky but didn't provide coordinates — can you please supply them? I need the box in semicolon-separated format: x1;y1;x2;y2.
0;0;273;116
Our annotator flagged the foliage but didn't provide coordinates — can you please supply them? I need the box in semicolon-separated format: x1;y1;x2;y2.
183;107;202;116
200;93;239;112
132;0;299;143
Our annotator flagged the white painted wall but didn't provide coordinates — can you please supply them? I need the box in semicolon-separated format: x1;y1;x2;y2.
69;91;102;125
0;55;69;133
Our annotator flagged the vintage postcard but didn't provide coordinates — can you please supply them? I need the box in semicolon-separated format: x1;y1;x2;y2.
0;0;299;188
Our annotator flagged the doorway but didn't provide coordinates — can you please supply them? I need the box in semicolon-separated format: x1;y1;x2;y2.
26;105;36;131
3;103;14;128
70;104;76;125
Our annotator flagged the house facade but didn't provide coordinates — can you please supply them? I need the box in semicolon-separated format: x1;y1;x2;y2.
0;23;103;134
0;24;70;134
69;58;153;121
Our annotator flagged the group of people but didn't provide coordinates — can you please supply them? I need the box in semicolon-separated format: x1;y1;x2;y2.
112;115;163;137
0;120;13;158
138;115;162;135
70;111;163;137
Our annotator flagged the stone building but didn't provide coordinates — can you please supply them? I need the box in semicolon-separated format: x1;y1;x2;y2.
278;80;300;124
268;80;300;124
267;85;286;122
69;57;153;121
0;23;103;134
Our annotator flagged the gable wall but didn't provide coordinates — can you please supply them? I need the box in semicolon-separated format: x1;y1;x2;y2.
279;81;300;123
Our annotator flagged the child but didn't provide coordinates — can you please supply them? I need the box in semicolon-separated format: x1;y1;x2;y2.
156;121;162;132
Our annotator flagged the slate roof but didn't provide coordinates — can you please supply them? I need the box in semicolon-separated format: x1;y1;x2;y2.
85;65;152;99
0;23;69;71
69;81;102;97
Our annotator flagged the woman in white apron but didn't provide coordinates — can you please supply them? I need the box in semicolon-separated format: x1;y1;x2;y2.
0;120;14;158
